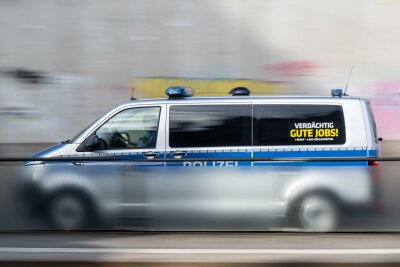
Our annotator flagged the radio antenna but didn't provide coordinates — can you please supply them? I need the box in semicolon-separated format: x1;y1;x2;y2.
130;87;137;100
344;66;353;96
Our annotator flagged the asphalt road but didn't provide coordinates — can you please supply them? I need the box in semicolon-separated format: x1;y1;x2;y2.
0;232;400;265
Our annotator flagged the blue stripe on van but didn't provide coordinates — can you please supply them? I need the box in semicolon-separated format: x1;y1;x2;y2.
182;152;251;159
252;161;368;166
368;150;378;157
166;151;252;166
165;149;376;167
32;143;65;158
53;148;377;167
83;151;166;166
253;149;370;158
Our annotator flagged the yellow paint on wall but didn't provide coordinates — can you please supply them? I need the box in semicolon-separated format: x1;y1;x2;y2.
131;77;287;98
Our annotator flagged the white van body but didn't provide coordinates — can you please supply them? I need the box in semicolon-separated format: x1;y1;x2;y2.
27;92;381;231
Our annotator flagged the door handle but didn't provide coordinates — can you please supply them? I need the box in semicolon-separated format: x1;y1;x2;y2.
73;162;84;166
143;151;159;159
171;150;187;158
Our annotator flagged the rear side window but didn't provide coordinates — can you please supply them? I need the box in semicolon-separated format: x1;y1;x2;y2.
169;105;252;147
254;105;346;146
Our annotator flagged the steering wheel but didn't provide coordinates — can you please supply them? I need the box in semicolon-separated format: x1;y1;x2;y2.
119;132;131;143
110;132;136;149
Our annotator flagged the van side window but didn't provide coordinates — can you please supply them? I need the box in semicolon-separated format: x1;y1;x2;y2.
169;105;251;147
96;107;161;150
253;105;346;146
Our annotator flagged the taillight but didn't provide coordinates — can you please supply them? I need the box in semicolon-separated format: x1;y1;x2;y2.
368;160;379;166
368;160;381;212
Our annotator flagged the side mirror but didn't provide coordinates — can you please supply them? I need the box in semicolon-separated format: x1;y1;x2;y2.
85;135;100;151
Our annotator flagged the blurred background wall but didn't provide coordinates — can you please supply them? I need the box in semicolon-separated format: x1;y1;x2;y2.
0;0;400;143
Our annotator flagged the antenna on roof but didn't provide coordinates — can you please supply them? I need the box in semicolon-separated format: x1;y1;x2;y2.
130;87;137;100
344;66;353;96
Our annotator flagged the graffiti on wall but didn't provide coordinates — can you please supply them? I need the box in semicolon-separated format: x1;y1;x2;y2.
263;61;322;78
371;81;400;140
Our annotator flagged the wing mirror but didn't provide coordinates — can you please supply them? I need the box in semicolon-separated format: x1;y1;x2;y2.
85;135;100;151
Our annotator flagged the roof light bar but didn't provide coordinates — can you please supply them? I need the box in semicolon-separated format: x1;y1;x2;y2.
165;86;194;98
229;87;250;96
331;88;343;98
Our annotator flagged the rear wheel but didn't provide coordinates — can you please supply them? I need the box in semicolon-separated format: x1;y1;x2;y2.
290;193;339;232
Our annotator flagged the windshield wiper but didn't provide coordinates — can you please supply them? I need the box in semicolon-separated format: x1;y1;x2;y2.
61;139;70;144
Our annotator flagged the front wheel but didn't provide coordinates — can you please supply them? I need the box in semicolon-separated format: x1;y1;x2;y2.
46;192;92;230
290;193;339;232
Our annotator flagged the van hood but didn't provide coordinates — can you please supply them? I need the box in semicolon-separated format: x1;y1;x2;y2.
32;143;67;158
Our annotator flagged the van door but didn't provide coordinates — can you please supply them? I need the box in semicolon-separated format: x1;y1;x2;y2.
157;103;265;229
165;103;252;166
82;105;166;225
83;105;166;165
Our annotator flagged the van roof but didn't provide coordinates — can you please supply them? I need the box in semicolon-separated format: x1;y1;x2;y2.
121;95;366;105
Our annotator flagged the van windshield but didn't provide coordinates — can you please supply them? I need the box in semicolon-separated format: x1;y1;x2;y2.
69;118;101;144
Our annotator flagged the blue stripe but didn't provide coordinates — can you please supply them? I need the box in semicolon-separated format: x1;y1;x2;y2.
253;149;370;158
32;143;65;158
166;151;251;166
38;148;377;167
180;152;251;159
253;161;368;166
166;149;375;167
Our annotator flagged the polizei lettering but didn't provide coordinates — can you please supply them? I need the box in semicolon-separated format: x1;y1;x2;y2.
183;161;239;167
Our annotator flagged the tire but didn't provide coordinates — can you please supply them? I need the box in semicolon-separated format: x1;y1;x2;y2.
289;193;339;232
46;191;93;230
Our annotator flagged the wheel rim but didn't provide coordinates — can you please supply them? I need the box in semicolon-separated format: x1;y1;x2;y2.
51;195;85;230
298;195;337;231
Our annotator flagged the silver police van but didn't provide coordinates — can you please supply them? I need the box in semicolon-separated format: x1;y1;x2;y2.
27;87;381;231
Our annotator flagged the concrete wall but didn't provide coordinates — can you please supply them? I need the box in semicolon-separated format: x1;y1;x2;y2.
1;0;400;142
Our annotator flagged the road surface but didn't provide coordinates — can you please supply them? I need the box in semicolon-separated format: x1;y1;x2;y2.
0;232;400;265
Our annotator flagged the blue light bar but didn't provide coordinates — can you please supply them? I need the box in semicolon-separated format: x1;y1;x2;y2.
331;88;343;97
165;86;194;98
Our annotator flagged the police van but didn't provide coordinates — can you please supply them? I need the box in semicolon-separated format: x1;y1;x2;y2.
27;87;381;231
32;87;380;166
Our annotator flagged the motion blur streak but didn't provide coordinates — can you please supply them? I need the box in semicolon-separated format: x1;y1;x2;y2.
1;1;400;143
0;163;398;231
